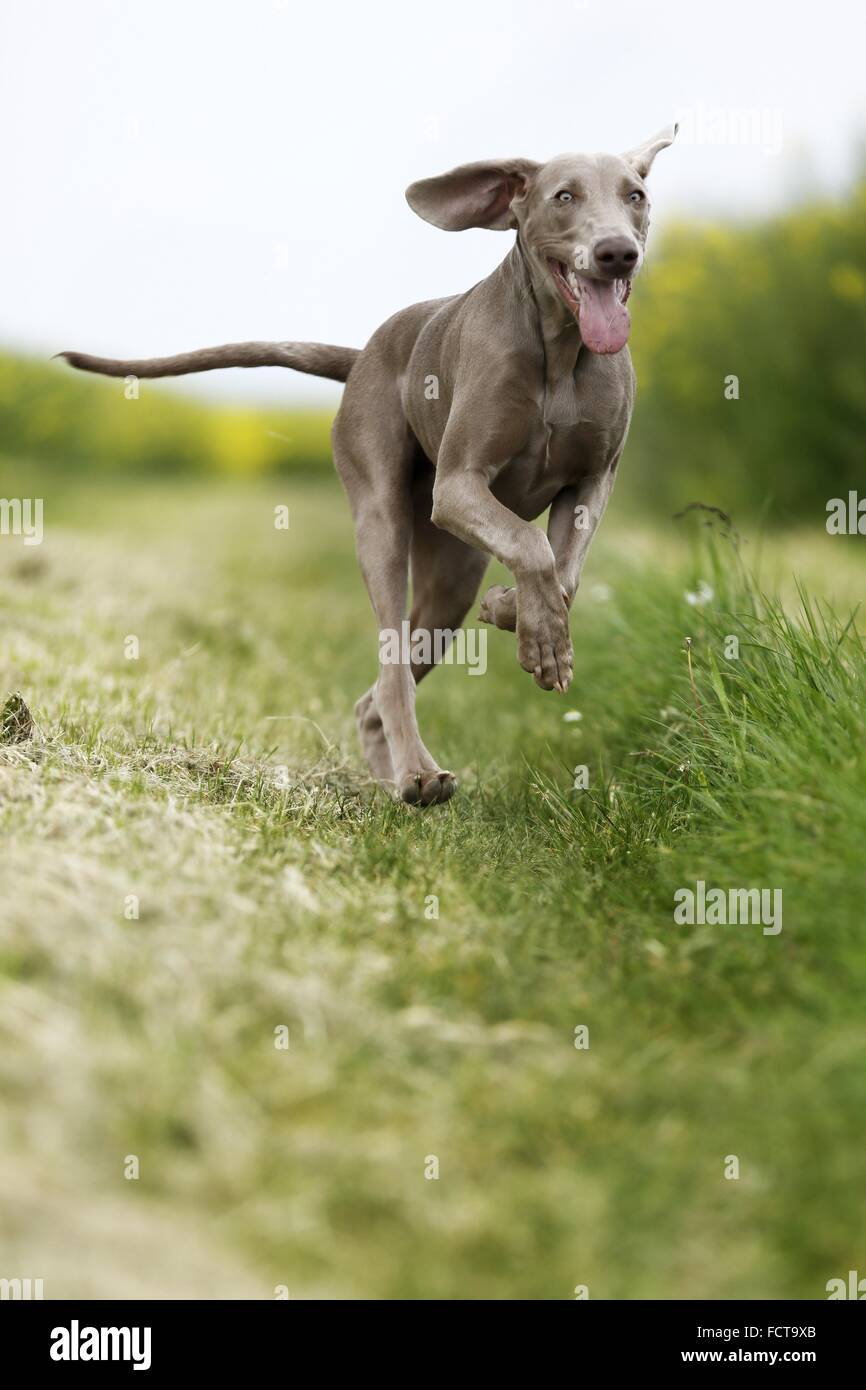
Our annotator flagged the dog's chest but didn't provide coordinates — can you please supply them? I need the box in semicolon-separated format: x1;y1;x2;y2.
505;382;622;496
494;418;602;515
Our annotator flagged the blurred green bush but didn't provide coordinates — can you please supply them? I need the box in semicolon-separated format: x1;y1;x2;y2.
626;180;866;520
0;353;333;478
1;180;864;520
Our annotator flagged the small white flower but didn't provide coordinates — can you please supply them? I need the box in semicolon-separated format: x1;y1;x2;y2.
685;580;714;607
562;710;583;723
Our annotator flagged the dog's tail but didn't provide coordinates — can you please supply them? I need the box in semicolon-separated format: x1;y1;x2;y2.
56;340;359;384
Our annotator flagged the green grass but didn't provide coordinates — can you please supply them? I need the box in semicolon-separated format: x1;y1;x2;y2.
1;476;864;1299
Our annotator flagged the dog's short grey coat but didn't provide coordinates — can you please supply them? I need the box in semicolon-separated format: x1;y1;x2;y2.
61;126;677;805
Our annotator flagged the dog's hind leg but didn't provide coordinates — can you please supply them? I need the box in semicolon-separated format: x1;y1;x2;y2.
333;395;456;806
351;479;486;793
354;683;394;785
408;470;488;688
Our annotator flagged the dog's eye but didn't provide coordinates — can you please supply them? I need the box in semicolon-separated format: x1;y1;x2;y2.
555;190;573;203
628;190;644;204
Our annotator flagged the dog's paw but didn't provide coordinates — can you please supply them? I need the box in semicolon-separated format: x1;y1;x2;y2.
478;584;517;631
516;583;573;692
398;769;458;806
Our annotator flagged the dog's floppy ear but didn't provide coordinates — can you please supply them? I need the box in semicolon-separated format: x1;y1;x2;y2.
622;123;679;178
406;159;540;231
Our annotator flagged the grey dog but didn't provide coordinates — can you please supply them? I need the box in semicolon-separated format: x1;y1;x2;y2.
61;124;677;806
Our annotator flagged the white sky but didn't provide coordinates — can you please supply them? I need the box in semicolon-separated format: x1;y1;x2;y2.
1;0;864;404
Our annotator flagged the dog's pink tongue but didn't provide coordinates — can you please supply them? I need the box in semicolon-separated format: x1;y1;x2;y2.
577;277;630;354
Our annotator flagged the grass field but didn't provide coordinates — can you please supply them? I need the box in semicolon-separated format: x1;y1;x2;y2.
1;474;865;1299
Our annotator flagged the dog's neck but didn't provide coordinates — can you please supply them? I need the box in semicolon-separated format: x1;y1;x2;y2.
507;238;583;385
498;239;584;417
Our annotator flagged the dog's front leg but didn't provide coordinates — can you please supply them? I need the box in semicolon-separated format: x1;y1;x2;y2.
432;452;572;693
480;467;618;638
547;466;619;606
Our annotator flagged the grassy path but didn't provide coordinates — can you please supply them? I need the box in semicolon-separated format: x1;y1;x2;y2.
1;478;864;1298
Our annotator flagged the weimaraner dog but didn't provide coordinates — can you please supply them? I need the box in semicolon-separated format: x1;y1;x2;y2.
61;125;677;806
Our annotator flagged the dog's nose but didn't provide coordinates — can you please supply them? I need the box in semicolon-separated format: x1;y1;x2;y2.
593;236;639;277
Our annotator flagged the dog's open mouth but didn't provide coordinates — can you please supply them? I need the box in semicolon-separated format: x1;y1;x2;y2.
547;260;633;355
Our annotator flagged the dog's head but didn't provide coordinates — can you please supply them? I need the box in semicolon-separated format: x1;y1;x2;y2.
406;125;677;354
